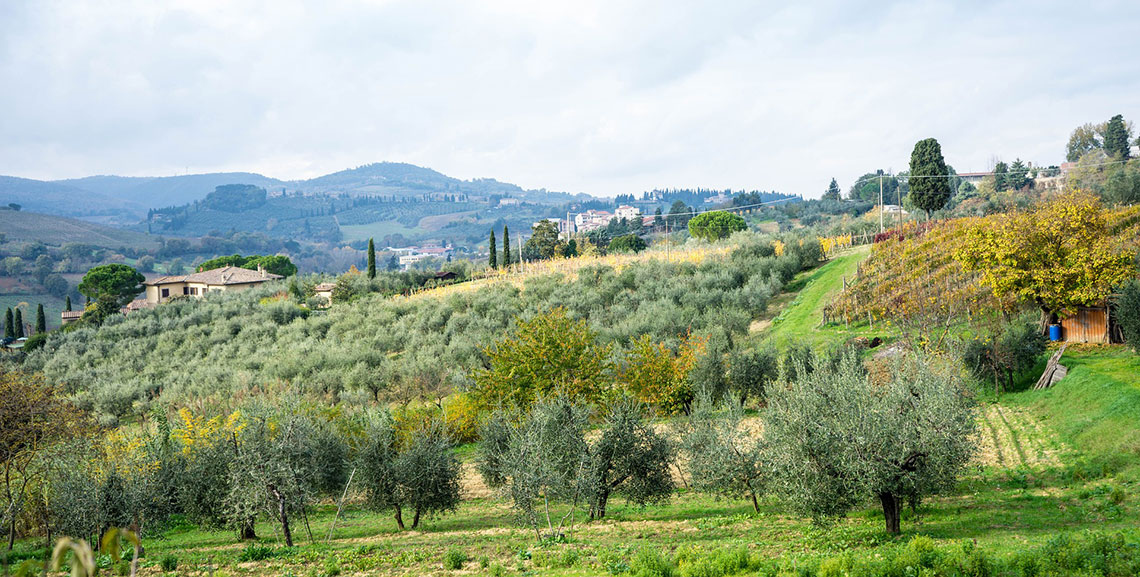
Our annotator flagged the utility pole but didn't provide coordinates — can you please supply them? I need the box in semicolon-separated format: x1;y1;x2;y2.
879;175;884;234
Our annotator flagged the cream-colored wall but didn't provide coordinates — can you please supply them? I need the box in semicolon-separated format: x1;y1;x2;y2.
147;280;266;303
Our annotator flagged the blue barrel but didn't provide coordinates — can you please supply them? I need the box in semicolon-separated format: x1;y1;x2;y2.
1048;324;1063;342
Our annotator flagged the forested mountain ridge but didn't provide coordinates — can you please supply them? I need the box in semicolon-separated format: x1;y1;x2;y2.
1;162;578;223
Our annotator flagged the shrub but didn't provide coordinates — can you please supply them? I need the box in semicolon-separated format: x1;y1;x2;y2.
1115;279;1140;352
630;548;677;577
442;549;467;570
159;555;178;572
238;544;278;562
960;317;1046;392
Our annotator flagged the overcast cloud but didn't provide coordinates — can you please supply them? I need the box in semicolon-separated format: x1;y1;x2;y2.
2;0;1138;197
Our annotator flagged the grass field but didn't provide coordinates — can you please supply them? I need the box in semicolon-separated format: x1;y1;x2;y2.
10;349;1135;576
0;210;160;249
0;294;67;332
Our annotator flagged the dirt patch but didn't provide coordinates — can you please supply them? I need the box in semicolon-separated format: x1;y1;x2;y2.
461;462;493;500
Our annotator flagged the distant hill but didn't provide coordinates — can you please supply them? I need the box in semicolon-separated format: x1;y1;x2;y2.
0;162;560;222
58;173;287;209
0;176;144;221
0;209;161;250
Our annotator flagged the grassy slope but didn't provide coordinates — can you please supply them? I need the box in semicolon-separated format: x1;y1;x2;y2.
0;210;160;249
1007;346;1140;481
759;244;881;347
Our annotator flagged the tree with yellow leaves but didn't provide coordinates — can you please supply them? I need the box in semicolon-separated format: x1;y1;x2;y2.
473;308;614;408
618;334;705;414
954;191;1136;323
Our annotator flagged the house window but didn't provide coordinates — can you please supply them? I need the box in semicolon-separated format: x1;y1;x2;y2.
183;287;189;295
161;288;169;298
190;287;198;295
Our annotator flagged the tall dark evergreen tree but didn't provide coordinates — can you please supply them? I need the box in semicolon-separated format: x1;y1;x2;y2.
35;304;46;334
489;230;498;269
65;296;72;312
822;178;841;201
13;309;24;338
367;238;377;279
502;226;512;268
1104;114;1131;160
993;161;1010;193
1007;159;1030;191
908;138;952;218
3;308;12;339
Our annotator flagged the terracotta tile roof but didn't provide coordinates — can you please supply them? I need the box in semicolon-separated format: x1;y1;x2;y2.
145;266;283;286
60;311;84;320
124;299;153;311
314;282;336;291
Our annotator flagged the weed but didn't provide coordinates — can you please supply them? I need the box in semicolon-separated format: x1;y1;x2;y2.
159;555;178;572
443;548;467;570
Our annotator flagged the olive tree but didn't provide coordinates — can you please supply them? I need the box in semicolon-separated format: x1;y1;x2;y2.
480;397;590;541
585;401;674;520
680;394;766;512
357;411;461;530
225;404;342;546
763;352;977;534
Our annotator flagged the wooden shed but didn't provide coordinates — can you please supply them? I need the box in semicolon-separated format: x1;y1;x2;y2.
1060;306;1110;344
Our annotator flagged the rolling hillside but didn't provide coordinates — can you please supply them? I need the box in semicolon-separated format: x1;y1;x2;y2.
0;210;161;249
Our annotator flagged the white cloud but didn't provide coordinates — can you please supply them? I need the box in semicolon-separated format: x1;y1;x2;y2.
1;0;1139;197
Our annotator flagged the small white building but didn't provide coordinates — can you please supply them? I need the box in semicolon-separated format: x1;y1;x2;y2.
615;205;642;220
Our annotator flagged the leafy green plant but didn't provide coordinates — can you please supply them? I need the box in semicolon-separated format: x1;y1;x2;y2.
442;548;466;570
158;555;178;572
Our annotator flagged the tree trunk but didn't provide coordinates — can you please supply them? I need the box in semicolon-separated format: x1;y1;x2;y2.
269;485;293;547
879;492;902;534
240;521;257;540
8;516;15;551
394;506;405;531
411;508;421;530
749;489;760;513
591;491;609;520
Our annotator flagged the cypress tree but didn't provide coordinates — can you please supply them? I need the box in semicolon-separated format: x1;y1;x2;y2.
65;296;72;312
367;238;377;279
502;226;512;267
14;309;23;338
35;304;46;334
3;308;12;339
1104;114;1131;160
908;138;952;219
489;230;498;269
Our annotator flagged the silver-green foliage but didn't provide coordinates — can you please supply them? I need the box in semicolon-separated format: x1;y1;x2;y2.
486;397;591;541
762;352;977;533
680;394;766;512
585;400;674;520
356;411;461;530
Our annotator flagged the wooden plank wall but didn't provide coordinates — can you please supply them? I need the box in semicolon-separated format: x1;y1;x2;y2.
1061;307;1109;343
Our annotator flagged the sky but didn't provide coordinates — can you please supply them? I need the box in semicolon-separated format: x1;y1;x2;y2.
2;0;1139;198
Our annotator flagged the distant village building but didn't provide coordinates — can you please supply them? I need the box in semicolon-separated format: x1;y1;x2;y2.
497;198;520;207
60;311;83;325
614;205;642;220
957;172;991;186
703;193;732;205
574;210;614;232
143;265;283;305
313;282;336;303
